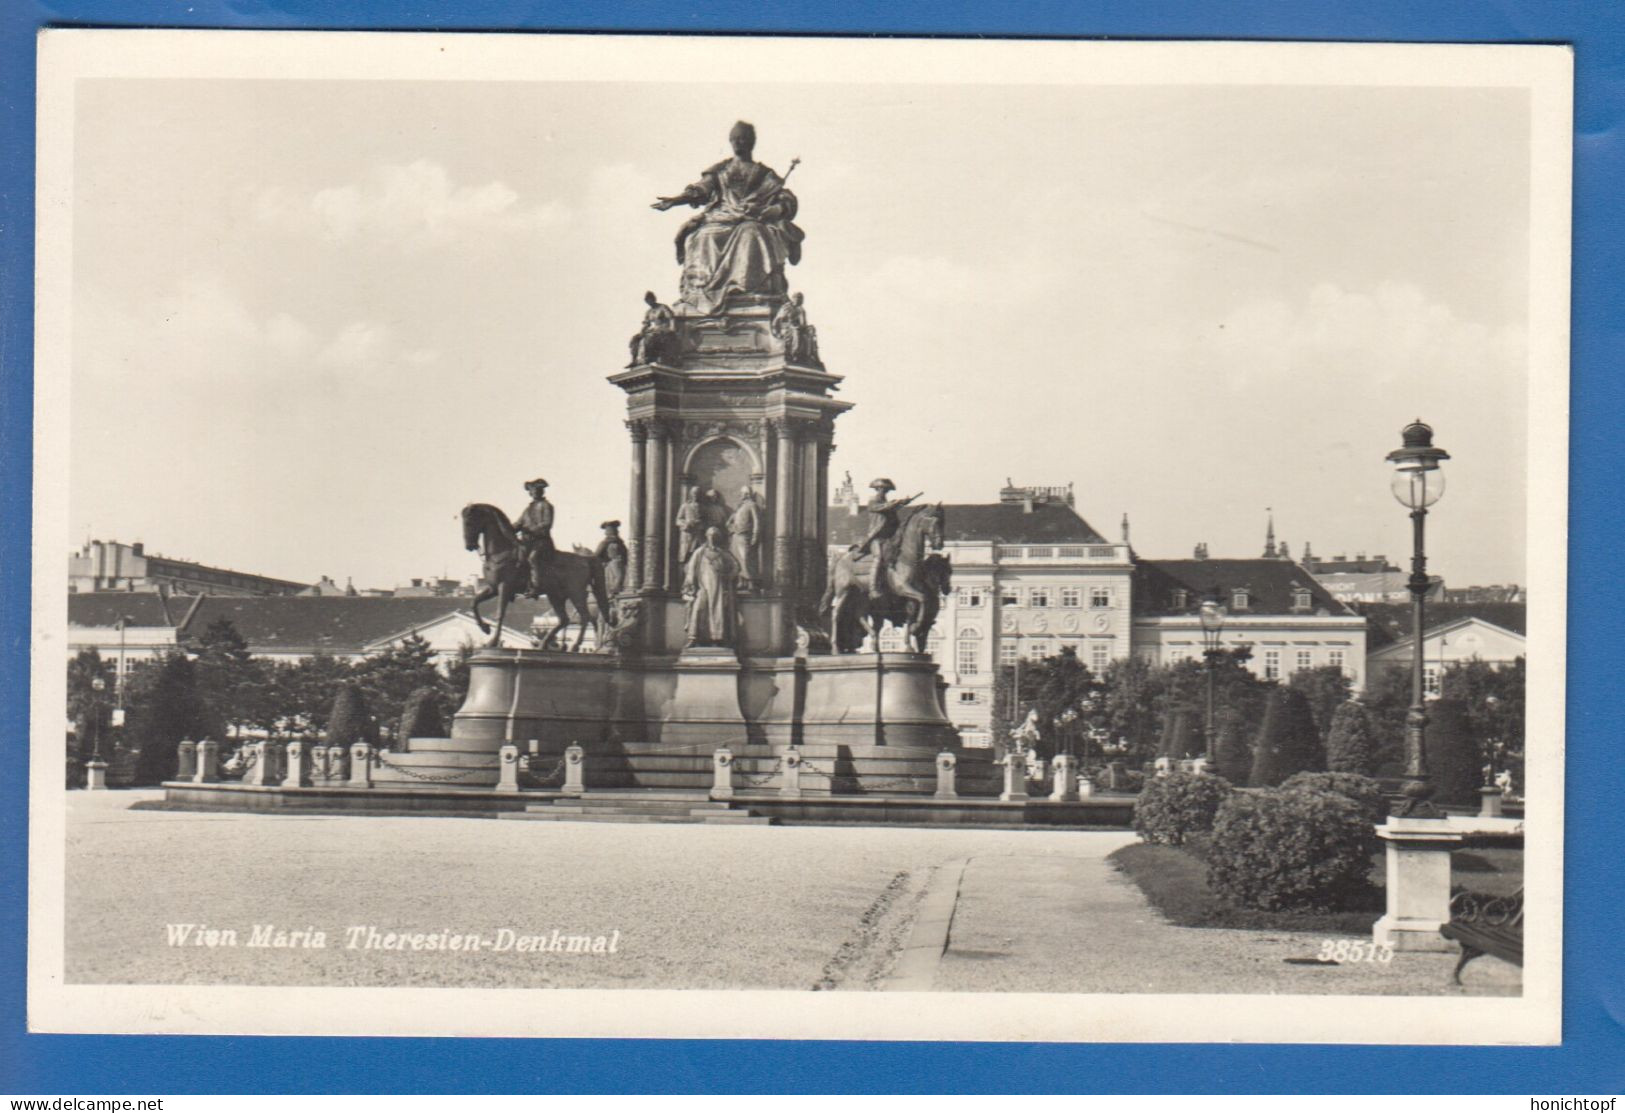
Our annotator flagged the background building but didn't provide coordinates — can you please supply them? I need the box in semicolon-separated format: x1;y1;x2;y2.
69;539;308;596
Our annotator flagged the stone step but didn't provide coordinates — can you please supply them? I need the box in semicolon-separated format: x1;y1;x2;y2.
500;810;774;826
539;801;731;816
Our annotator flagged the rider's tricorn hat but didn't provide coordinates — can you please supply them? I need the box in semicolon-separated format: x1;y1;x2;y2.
600;520;621;529
525;477;549;491
870;477;896;491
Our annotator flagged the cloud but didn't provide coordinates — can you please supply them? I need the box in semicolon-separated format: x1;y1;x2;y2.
253;160;569;246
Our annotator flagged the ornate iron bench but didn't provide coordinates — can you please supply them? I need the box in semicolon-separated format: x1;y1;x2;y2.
1440;887;1523;983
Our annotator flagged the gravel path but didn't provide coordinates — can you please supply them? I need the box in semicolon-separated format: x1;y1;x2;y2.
63;792;1101;989
933;853;1520;996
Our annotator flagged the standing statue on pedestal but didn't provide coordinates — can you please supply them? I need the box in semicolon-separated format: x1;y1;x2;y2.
516;478;557;591
652;121;804;315
683;527;740;648
771;292;820;364
629;291;678;366
822;499;948;655
595;519;629;596
728;486;762;591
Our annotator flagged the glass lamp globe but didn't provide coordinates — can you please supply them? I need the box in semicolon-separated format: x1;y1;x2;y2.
1385;420;1449;510
1198;599;1226;632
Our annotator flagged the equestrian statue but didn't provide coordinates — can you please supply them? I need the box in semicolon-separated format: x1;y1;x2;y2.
461;480;609;650
822;487;951;654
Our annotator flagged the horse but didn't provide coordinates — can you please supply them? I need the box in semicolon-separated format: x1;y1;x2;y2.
461;503;608;651
821;503;948;654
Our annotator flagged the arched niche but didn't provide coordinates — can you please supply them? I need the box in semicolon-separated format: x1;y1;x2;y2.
682;436;762;516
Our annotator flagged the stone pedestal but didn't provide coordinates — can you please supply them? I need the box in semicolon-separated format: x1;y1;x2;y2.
1479;787;1505;818
282;741;310;788
562;744;586;796
1000;754;1028;802
780;747;803;797
194;739;220;784
935;752;958;798
176;739;197;780
1050;753;1079;802
84;760;108;791
1077;776;1095;798
245;741;283;787
497;744;521;793
348;744;373;788
711;747;735;801
1373;818;1464;952
326;745;348;783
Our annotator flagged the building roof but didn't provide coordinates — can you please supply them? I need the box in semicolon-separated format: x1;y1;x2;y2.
1355;601;1527;650
827;502;1109;547
1366;615;1526;660
67;592;195;628
1132;558;1356;618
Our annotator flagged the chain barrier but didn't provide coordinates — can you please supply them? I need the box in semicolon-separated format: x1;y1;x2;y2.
522;754;568;788
373;752;486;785
738;758;784;788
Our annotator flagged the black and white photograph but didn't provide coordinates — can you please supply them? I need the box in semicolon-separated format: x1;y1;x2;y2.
29;31;1569;1044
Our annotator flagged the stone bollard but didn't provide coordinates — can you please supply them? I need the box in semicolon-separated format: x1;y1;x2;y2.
711;747;735;801
1478;786;1505;818
194;739;220;784
1050;753;1079;802
326;745;348;783
176;739;198;780
497;744;521;793
1000;752;1028;802
348;743;373;788
1188;755;1211;777
1077;775;1095;798
563;744;586;796
282;740;311;788
935;752;958;799
1373;818;1464;952
779;748;803;797
245;741;283;787
85;760;108;790
1030;758;1047;787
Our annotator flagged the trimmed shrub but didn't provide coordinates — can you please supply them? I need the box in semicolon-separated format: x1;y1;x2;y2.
397;685;447;745
1325;700;1380;775
1134;771;1233;845
326;682;378;749
1248;687;1324;786
1425;698;1482;807
1213;718;1252;785
1281;770;1388;825
1207;787;1374;911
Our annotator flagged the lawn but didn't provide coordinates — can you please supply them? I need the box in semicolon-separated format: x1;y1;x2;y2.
1108;838;1524;936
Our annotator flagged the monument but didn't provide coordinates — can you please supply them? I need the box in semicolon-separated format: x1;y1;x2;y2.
200;124;1001;800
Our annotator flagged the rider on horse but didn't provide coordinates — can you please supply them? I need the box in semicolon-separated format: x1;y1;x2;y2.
516;478;557;595
853;478;920;597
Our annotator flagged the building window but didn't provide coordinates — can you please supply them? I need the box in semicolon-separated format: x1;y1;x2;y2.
1026;637;1052;660
1028;546;1054;558
1090;587;1112;609
958;690;980;705
999;640;1019;666
925;634;943;658
1029;587;1051;608
1328;649;1345;674
1000;587;1022;607
957;631;980;676
1292;588;1313;612
1057;546;1086;558
1424;665;1441;697
1263;649;1280;680
1170;589;1189;609
879;629;904;652
1296;649;1313;672
1060;587;1081;608
1090;641;1110;673
957;586;985;607
1232;589;1251;611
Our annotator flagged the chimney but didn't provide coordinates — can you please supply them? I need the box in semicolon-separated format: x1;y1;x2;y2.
131;541;144;557
1023;494;1034;513
1193;542;1208;560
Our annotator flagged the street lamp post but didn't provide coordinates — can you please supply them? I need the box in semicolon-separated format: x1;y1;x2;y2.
1199;591;1227;764
1386;420;1449;817
86;676;109;791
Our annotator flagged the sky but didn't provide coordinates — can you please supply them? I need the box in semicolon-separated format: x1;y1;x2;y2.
67;77;1532;590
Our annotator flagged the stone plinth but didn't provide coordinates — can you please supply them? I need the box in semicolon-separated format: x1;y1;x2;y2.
85;760;108;791
1050;753;1079;802
1479;787;1505;818
1373;817;1464;952
1000;754;1028;802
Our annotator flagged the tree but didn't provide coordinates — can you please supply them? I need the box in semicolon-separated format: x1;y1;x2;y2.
1289;665;1353;742
326;682;378;749
1324;700;1380;775
1157;705;1203;760
989;647;1102;761
1100;655;1166;760
1360;665;1414;774
280;652;354;737
440;640;478;725
397;685;447;744
129;651;213;784
1440;656;1525;791
1213;717;1252;784
66;648;115;783
1424;698;1482;807
356;634;442;744
1248;686;1323;786
192;618;269;739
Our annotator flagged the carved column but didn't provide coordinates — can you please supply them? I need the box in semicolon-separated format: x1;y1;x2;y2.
772;419;799;588
814;437;833;596
626;420;647;592
643;421;669;591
